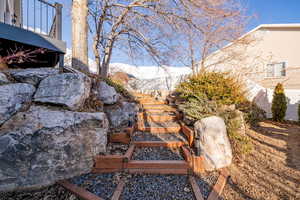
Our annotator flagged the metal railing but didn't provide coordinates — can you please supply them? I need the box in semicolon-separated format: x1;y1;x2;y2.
1;0;62;40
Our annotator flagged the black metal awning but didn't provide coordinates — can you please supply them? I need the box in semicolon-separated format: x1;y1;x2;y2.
0;22;65;54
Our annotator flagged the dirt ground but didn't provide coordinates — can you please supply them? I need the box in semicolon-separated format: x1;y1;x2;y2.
222;120;300;200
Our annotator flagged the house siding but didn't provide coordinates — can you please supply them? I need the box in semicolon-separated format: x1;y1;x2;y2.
204;25;300;120
206;26;300;90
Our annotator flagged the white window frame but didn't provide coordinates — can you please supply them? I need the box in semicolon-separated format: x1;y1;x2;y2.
265;62;286;78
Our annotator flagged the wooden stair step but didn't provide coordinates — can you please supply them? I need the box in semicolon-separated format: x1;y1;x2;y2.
143;114;177;122
140;101;166;105
59;181;104;200
133;93;152;98
132;141;185;147
127;168;188;175
144;107;177;112
137;122;182;133
138;126;181;134
126;160;189;169
147;121;181;127
142;104;175;109
144;109;176;114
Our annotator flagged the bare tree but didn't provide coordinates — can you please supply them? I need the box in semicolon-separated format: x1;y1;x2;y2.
174;0;253;74
72;0;89;72
88;0;250;77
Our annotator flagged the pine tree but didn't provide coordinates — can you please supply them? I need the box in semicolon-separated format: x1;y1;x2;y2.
271;83;287;122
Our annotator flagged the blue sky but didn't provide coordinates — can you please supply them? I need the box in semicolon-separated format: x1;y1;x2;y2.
242;0;300;29
53;0;300;65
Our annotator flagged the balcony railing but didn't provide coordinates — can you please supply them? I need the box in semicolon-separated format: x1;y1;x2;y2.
1;0;62;40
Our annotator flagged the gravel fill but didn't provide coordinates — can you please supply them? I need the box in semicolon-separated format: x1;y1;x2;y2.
69;173;121;200
132;131;187;142
99;143;129;156
0;184;79;200
121;174;195;200
194;171;220;199
132;146;184;160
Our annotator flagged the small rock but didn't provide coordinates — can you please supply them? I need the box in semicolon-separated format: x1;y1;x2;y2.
0;72;10;85
9;68;59;85
96;81;119;104
34;73;91;110
0;83;35;126
184;187;190;192
104;102;138;128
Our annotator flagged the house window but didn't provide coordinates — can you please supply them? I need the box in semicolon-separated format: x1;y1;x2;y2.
266;62;286;77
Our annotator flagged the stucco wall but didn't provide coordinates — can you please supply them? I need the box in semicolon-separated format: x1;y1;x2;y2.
206;26;300;89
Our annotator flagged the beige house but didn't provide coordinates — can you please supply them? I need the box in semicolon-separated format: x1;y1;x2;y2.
204;23;300;90
203;24;300;120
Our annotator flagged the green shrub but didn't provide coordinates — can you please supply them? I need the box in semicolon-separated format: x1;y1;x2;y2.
176;71;254;156
237;101;266;126
271;83;287;122
176;72;247;105
220;110;252;155
178;94;218;124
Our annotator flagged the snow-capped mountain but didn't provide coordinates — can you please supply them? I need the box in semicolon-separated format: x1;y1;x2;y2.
65;48;192;80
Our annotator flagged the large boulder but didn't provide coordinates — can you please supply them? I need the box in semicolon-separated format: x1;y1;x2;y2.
9;68;59;86
104;102;138;128
96;81;119;105
0;83;35;126
34;73;91;110
0;72;10;85
0;106;108;192
194;116;232;171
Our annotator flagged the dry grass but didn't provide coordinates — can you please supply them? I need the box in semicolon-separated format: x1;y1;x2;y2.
222;120;300;200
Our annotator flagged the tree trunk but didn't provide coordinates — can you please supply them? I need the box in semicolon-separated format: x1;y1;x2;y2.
72;0;88;72
92;36;101;75
101;37;114;78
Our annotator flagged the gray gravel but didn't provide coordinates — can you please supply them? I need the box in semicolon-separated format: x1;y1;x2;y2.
0;184;79;200
99;143;129;156
121;174;195;200
132;146;184;160
69;173;121;200
194;171;219;199
132;131;187;142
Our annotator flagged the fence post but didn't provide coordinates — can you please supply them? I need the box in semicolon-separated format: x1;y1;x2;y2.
54;3;62;40
54;3;63;69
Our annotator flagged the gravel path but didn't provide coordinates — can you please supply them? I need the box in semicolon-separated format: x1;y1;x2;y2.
69;173;121;200
132;146;184;160
121;174;195;200
132;131;187;142
194;171;219;199
0;184;79;200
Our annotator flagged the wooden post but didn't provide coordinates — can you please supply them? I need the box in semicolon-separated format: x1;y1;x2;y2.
192;155;205;175
54;3;64;69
